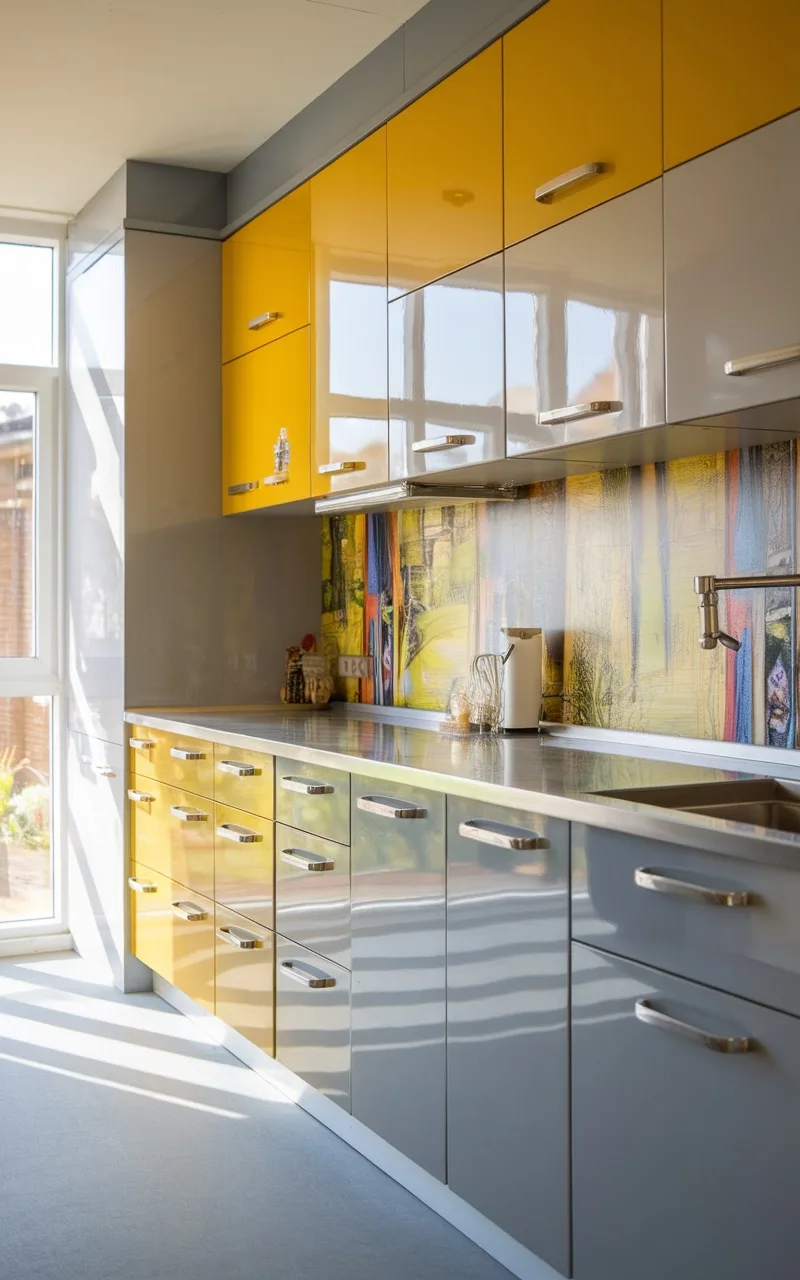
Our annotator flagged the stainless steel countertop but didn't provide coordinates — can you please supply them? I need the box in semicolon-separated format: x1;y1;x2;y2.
124;707;800;868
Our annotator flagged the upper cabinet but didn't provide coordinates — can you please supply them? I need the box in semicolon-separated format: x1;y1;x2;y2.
311;129;389;497
222;183;310;364
503;0;662;248
386;42;503;297
663;0;800;170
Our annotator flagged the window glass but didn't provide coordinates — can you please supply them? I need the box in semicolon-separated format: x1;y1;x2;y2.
0;697;51;922
0;390;36;657
0;243;54;366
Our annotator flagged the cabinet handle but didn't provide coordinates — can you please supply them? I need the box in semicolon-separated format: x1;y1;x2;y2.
171;900;209;922
128;876;157;894
218;760;259;777
128;789;155;804
280;776;334;796
216;823;263;844
318;461;366;475
129;737;155;751
227;481;259;496
635;867;752;907
280;960;336;989
82;755;116;777
170;747;206;761
170;805;209;823
538;400;622;427
724;343;800;377
635;999;752;1054
217;925;263;949
263;473;289;486
280;848;336;873
535;161;605;203
458;819;546;850
411;435;476;454
357;795;427;820
247;310;283;331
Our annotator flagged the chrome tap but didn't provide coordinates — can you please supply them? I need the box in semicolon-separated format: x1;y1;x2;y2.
694;573;800;651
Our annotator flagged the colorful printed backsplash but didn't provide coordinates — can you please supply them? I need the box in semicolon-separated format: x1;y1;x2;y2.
321;441;798;747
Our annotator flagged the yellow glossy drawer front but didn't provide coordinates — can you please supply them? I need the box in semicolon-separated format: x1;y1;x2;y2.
222;183;310;364
128;778;166;876
503;0;662;247
213;744;274;818
664;0;800;169
215;905;275;1055
387;42;503;296
311;128;389;497
129;863;174;983
222;328;311;514
170;887;215;1013
129;725;213;798
214;803;274;930
159;786;215;899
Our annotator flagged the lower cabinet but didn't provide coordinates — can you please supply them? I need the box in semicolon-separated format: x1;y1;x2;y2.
215;905;275;1055
129;864;215;1011
214;803;275;930
276;936;351;1110
572;943;800;1280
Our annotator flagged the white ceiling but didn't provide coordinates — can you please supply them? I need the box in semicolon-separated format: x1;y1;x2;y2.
0;0;429;218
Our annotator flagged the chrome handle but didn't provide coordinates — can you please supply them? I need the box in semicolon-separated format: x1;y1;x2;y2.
218;760;259;777
82;755;116;777
458;819;546;850
217;925;263;949
170;805;209;823
263;474;289;486
171;901;209;922
170;747;206;761
247;311;283;331
318;461;366;475
216;823;263;844
128;789;155;804
280;960;336;989
280;776;334;796
129;737;155;751
724;343;800;377
535;161;605;203
280;848;336;873
128;877;157;894
411;435;476;454
635;867;752;907
357;795;427;820
538;400;622;427
635;999;752;1054
227;481;259;496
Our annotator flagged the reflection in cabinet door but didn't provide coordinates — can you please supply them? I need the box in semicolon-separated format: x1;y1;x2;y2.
215;906;275;1055
276;937;350;1110
214;804;274;930
275;824;350;969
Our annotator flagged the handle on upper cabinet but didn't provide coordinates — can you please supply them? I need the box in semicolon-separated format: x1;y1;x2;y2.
248;311;283;331
280;848;336;873
170;805;209;823
357;796;427;820
82;756;116;778
217;925;264;949
635;999;752;1054
538;401;622;427
170;747;207;761
280;776;334;796
411;435;476;454
218;760;260;777
458;819;546;850
535;161;606;203
227;481;259;496
171;901;209;922
724;344;800;377
216;823;263;844
634;867;752;907
280;960;336;989
318;461;366;475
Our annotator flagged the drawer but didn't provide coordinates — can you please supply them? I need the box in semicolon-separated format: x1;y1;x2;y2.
129;865;215;1011
130;783;214;900
275;824;350;969
215;905;275;1055
275;757;350;845
276;936;350;1111
128;724;213;798
213;744;273;818
214;804;274;931
573;823;800;1017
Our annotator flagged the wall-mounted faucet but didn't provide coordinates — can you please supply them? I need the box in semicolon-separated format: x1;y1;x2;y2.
694;573;800;651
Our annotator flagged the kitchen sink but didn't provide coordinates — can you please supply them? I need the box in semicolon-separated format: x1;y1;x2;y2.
596;778;800;833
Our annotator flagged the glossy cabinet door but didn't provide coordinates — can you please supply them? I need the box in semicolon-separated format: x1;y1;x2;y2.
350;776;446;1180
222;183;310;364
388;255;505;478
129;863;174;981
215;905;275;1055
213;744;274;819
664;0;800;169
572;943;800;1280
222;327;311;514
129;866;214;1011
157;786;214;899
311;129;389;496
447;799;570;1274
128;725;213;797
276;935;351;1110
387;42;502;297
505;181;664;455
665;112;800;426
275;756;350;845
214;804;274;929
503;0;662;247
275;824;350;969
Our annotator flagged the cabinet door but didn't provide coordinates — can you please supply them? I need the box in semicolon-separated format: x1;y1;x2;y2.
213;744;274;819
505;181;664;455
388;255;505;478
214;804;274;930
387;42;502;296
665;113;800;426
504;0;661;247
159;786;214;899
129;863;174;982
169;887;215;1012
215;905;275;1055
222;183;310;364
572;943;800;1280
664;0;800;169
222;327;311;514
276;936;351;1110
275;756;350;845
351;777;446;1180
447;799;570;1274
311;129;389;497
275;824;350;970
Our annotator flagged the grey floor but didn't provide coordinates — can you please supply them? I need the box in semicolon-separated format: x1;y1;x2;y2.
0;952;512;1280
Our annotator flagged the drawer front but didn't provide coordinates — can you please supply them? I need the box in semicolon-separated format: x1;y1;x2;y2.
214;803;274;930
134;784;214;900
129;724;213;797
213;744;274;818
573;823;800;1017
572;944;800;1280
128;777;166;877
129;863;174;983
275;757;350;845
276;936;351;1111
129;866;215;1011
275;824;350;969
215;905;275;1056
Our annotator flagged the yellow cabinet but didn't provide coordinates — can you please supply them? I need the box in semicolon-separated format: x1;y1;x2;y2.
503;0;662;246
664;0;800;169
214;803;275;930
222;183;310;364
129;865;215;1011
213;744;274;818
311;129;389;497
129;725;213;798
215;905;275;1055
129;863;174;981
387;42;503;296
222;327;311;514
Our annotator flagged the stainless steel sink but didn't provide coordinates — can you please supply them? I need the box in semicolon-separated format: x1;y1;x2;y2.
596;778;800;833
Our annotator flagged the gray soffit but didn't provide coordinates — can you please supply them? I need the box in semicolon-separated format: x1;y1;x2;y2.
125;160;227;237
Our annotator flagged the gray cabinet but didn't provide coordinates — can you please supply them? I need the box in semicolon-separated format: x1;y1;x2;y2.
275;823;351;969
665;109;800;426
572;942;800;1280
350;775;446;1180
276;936;351;1110
275;756;350;845
447;798;570;1275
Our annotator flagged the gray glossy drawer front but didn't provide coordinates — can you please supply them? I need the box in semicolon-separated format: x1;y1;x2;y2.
275;824;350;969
573;823;800;1017
572;943;800;1280
276;936;350;1111
447;797;570;1275
275;756;350;845
351;775;446;1181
